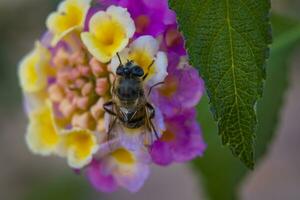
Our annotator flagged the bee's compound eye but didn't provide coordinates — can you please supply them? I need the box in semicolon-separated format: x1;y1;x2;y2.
116;66;124;76
131;66;144;77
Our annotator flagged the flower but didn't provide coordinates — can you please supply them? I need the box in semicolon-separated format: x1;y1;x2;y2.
46;0;91;45
57;129;99;169
26;102;59;156
150;109;206;165
18;42;51;93
151;60;204;117
114;0;176;37
110;35;168;85
81;5;135;63
19;0;206;193
87;147;150;192
163;25;187;55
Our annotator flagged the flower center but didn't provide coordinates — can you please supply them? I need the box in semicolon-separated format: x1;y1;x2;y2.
165;28;182;48
96;20;125;45
111;148;135;164
161;129;176;142
159;75;178;97
64;4;83;28
48;46;111;132
66;130;95;159
135;15;150;33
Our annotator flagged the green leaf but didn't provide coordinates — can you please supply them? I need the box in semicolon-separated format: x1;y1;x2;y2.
192;14;300;200
169;0;272;168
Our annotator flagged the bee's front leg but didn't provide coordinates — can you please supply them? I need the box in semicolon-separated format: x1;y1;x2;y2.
107;116;117;142
146;102;159;140
103;101;117;116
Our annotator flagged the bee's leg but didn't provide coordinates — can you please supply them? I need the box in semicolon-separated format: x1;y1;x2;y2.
107;116;117;142
103;101;116;116
104;101;118;144
142;60;155;81
146;103;159;140
147;81;165;96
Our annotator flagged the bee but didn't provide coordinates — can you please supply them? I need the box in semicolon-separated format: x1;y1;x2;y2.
103;54;163;144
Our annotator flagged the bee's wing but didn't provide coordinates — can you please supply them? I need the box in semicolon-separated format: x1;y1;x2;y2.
143;106;158;146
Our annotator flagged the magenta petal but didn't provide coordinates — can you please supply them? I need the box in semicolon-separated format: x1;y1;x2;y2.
150;141;173;166
172;120;206;162
87;160;118;193
151;65;205;117
151;109;206;165
142;0;166;9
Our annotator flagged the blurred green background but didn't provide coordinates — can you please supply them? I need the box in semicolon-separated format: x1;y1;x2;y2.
0;0;300;200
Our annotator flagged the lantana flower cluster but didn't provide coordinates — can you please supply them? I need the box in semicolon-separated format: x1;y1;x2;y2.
18;0;206;192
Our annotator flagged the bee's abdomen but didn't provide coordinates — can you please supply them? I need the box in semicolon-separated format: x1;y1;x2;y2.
125;117;145;129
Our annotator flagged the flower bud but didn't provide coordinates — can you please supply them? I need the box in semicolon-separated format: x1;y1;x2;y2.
48;84;65;102
90;57;107;77
95;78;109;96
90;98;105;120
59;98;76;118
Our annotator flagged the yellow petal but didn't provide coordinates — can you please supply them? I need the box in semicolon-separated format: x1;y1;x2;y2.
59;129;99;169
18;42;50;93
81;6;135;63
26;103;59;156
46;0;91;46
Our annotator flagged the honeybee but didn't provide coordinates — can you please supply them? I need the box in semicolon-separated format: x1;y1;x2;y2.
103;54;163;143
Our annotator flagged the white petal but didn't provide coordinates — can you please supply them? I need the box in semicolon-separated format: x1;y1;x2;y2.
147;51;168;85
130;35;159;57
107;5;136;38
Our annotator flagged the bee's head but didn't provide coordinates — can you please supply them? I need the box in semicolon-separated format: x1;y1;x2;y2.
116;60;144;77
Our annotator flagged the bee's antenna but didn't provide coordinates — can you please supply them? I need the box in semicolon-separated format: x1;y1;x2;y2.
147;60;155;71
143;59;155;80
116;52;122;66
147;81;164;96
